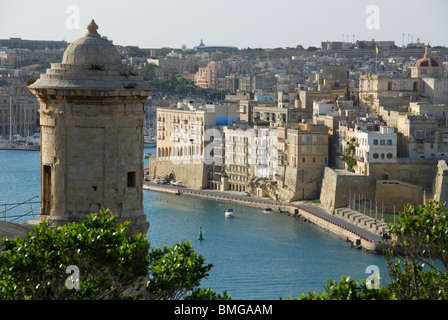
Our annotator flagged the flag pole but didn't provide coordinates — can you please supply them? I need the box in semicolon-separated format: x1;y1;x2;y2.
375;46;378;74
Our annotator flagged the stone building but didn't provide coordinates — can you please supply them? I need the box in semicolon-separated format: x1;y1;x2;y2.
150;103;239;189
28;20;154;236
354;125;397;175
358;45;448;114
276;122;329;201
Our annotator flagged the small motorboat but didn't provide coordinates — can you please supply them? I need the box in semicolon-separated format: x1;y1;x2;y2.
263;207;272;213
225;208;234;218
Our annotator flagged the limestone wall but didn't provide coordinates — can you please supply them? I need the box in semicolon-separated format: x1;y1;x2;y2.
320;167;376;214
368;159;437;188
375;180;424;212
149;157;209;189
433;160;448;203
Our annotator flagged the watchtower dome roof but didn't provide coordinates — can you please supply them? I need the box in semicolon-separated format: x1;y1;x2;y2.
29;20;154;94
62;19;122;66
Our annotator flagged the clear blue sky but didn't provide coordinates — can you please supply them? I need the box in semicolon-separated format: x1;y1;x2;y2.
1;0;447;49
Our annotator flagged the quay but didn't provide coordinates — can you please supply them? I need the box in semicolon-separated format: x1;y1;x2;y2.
0;181;390;253
143;181;390;253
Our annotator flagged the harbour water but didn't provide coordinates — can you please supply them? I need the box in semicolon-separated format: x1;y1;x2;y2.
1;148;388;300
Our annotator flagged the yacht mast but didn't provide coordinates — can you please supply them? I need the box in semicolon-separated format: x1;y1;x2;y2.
9;95;12;143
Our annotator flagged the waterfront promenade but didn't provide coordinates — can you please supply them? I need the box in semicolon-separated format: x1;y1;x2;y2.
143;181;389;253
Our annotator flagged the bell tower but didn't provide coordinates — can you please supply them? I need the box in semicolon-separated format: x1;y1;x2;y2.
29;20;154;235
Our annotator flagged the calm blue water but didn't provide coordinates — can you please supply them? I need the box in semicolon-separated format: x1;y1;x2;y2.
1;148;388;299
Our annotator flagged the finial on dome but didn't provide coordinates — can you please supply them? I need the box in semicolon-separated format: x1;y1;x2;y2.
86;19;100;37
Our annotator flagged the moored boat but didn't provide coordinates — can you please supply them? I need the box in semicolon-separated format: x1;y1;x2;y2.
225;208;234;218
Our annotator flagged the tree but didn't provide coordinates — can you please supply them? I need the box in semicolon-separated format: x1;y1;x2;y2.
146;241;213;300
284;275;394;300
384;201;448;300
0;210;220;300
341;138;356;172
0;210;149;299
139;63;158;81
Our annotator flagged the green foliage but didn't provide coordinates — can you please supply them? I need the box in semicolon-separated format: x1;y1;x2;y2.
341;139;356;172
138;63;157;81
147;75;233;100
185;288;232;300
384;201;448;299
0;210;221;300
0;210;150;300
146;241;213;300
283;275;395;300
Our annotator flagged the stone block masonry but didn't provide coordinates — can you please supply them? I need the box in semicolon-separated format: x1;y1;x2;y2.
28;20;154;236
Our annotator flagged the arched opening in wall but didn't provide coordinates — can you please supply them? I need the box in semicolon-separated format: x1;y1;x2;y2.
168;172;175;182
382;173;389;180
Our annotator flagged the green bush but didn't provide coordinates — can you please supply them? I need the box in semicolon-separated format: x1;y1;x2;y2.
0;210;221;300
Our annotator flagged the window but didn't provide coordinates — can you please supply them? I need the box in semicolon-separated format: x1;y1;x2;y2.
416;130;425;140
373;139;378;145
387;153;393;159
380;140;385;145
443;133;448;143
127;172;136;188
387;139;392;145
302;157;305;163
373;153;379;159
381;153;385;159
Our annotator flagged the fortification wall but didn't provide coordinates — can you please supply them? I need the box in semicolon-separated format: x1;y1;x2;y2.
433;160;448;204
320;167;376;214
375;180;424;212
149;157;209;189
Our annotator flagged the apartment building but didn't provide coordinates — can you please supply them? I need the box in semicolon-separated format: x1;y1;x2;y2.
151;103;239;189
354;126;397;175
223;126;278;192
277;122;329;201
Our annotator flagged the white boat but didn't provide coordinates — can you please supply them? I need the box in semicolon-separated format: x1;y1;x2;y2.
225;208;234;218
144;135;156;148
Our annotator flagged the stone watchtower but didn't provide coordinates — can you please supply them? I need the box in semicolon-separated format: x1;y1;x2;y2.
29;20;154;235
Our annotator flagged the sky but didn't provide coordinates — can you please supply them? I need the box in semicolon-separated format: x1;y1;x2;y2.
1;0;447;49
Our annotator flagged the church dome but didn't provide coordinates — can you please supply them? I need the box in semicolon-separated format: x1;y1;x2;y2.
62;20;122;66
414;57;439;67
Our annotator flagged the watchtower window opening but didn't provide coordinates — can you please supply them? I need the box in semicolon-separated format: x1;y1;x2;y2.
127;172;136;188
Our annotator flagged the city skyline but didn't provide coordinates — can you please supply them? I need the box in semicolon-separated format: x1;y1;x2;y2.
1;0;447;49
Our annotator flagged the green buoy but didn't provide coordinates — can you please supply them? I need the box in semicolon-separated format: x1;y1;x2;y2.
198;227;204;240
